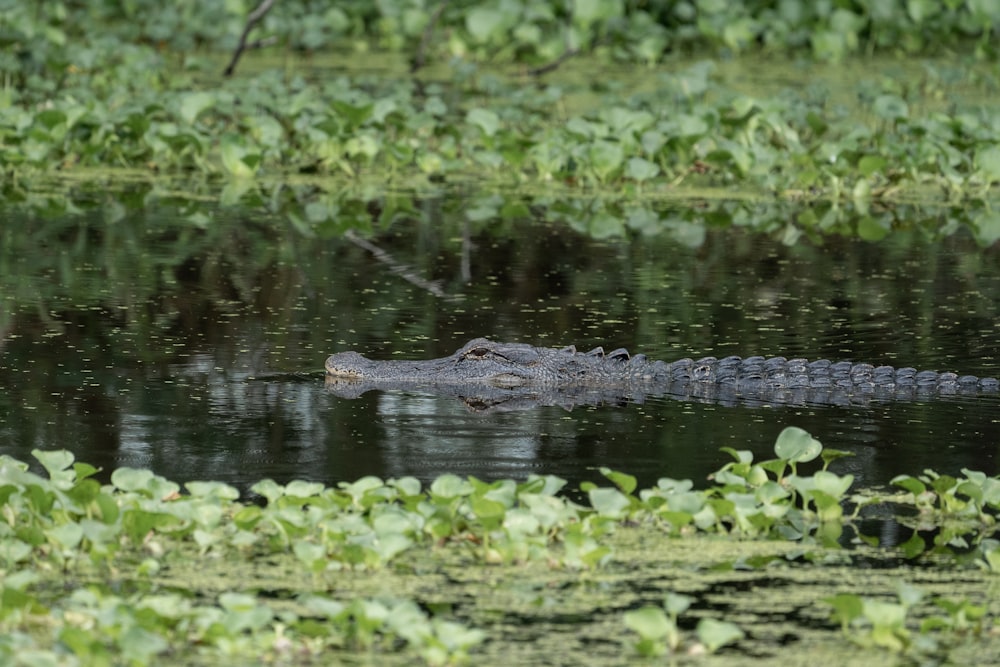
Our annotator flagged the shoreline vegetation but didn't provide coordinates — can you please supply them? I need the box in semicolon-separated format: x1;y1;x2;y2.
2;428;1000;664
5;3;1000;221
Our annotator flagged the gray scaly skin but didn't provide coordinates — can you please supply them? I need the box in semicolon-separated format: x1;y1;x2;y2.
324;338;999;412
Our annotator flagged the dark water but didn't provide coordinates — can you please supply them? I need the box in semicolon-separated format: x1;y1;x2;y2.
1;199;998;494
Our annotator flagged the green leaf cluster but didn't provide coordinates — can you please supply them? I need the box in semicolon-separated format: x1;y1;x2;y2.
826;582;991;657
4;428;1000;663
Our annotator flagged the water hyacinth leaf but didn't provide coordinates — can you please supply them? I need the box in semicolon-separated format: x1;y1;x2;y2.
430;474;471;499
975;145;1000;182
588;140;625;180
755;480;790;505
820;448;854;469
178;91;215;125
94;492;120;523
35;109;67;132
0;539;32;565
825;593;864;630
78;518;118;548
220;136;256;179
301;594;346;619
896;582;924;607
774;427;822;463
600;468;637;495
588;211;625;239
372;533;413;563
390;476;422;498
810;490;844;521
983;543;1000;573
246;114;284;149
372;510;416;537
675;113;709;137
626;207;659;233
120;626;169;663
873;94;909;121
930;474;958;495
111;467;154;493
340;476;386;501
858;154;887;177
251;479;284;503
432;618;486;651
466;7;505;43
970;473;1000;506
899;531;927;560
58;626;106;663
589;486;631;518
469;495;507;523
624;605;670;640
185;481;239;500
890;474;925;495
48;523;84;550
219;593;273;632
670;491;707;516
285;480;325;499
862;602;910;652
625;156;660;181
532;474;568;496
330;101;373;130
520;494;566;529
971;210;1000;247
32;449;75;487
467;108;500;138
664;592;692;615
503;508;541;537
64;480;102;512
696;618;744;652
811;471;854;499
955;479;983;504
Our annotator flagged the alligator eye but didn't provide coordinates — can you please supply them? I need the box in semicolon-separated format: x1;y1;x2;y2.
464;345;514;361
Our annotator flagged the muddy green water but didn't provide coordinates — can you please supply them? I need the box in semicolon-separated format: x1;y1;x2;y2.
1;196;998;497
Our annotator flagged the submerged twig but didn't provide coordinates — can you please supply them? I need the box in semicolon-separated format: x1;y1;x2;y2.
344;230;458;300
411;0;450;73
527;48;580;76
224;0;278;77
527;3;579;76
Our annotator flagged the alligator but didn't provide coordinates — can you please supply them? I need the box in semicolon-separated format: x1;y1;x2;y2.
324;338;1000;412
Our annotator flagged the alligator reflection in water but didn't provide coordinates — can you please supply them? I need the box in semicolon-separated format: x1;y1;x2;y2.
324;338;1000;412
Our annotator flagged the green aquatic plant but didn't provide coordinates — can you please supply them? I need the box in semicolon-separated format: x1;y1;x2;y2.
825;582;995;657
852;466;1000;568
4;426;1000;664
624;592;744;657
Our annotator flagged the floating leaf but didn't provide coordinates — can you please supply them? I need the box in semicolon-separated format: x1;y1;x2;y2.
696;618;744;652
624;605;670;640
467;108;500;138
774;427;822;463
588;487;631;518
178;91;215;125
873;94;909;121
600;468;637;495
825;593;864;630
625;156;660;182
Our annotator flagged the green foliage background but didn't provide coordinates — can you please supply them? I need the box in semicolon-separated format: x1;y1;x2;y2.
3;0;1000;212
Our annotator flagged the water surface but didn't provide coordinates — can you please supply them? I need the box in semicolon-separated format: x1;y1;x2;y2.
1;198;997;493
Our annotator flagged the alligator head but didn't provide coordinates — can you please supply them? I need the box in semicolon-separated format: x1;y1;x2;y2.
324;337;589;388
